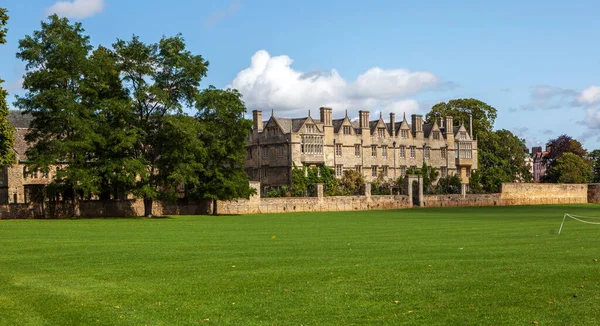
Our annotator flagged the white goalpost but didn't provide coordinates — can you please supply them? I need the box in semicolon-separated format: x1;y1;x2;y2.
558;213;600;235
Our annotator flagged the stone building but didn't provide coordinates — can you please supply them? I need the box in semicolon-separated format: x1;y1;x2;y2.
246;107;478;193
0;111;55;204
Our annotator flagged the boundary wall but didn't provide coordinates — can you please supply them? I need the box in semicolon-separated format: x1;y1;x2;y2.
0;183;599;218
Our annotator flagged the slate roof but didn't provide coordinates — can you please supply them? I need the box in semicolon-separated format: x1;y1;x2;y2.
332;118;345;133
8;110;33;129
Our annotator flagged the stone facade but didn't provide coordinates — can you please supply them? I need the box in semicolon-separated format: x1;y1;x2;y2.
246;107;478;193
0;111;55;204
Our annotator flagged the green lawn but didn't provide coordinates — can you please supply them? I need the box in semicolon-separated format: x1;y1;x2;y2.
1;205;600;325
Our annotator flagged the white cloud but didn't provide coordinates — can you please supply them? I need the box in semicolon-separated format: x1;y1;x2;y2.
46;0;105;20
578;86;600;106
520;86;577;110
229;50;442;118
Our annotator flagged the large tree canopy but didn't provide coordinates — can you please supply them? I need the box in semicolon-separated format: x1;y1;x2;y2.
15;15;100;205
545;152;592;184
193;86;254;214
425;98;497;138
0;8;15;167
113;34;209;216
469;129;532;193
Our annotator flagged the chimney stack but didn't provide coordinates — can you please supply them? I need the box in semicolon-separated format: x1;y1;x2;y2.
445;116;454;136
411;114;423;136
389;113;396;137
252;110;263;132
359;110;370;129
320;107;332;126
469;114;473;138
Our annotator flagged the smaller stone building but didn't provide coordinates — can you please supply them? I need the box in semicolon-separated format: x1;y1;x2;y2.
0;111;55;204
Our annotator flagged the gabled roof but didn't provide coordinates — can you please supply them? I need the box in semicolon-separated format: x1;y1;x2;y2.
369;118;389;136
332;118;344;133
8;110;33;129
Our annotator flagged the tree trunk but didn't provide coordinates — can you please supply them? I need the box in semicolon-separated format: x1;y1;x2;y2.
213;199;218;216
144;197;153;217
72;188;79;218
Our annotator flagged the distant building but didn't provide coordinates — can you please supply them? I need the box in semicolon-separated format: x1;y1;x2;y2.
531;145;550;182
245;107;478;193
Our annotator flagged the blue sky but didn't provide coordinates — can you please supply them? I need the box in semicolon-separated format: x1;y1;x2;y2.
1;0;600;149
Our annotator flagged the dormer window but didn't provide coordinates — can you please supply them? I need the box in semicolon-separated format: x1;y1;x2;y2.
306;124;315;133
401;129;409;138
460;132;467;140
343;126;351;135
377;128;386;137
433;131;440;140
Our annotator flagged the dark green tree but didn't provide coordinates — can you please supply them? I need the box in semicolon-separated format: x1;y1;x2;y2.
437;174;462;194
193;86;254;215
155;114;206;201
425;98;498;138
589;149;600;183
421;163;439;193
113;34;209;216
473;129;532;192
545;152;592;184
0;8;15;167
15;15;99;214
85;46;146;200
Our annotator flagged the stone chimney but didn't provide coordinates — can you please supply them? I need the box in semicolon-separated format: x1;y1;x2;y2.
445;116;454;136
252;110;263;132
389;113;395;137
359;110;370;129
320;107;332;126
411;114;423;137
469;114;473;138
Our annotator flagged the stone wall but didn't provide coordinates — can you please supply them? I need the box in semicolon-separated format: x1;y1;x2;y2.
500;183;588;205
0;182;597;219
423;193;502;207
218;194;412;215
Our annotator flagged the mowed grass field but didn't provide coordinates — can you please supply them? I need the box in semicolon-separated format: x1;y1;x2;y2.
1;205;600;325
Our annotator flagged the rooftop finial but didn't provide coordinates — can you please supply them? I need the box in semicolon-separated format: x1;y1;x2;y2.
403;112;406;121
308;109;311;118
345;109;348;118
379;111;382;119
271;109;274;117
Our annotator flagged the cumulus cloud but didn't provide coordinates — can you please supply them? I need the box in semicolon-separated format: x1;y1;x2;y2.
229;50;443;118
46;0;105;20
520;86;577;110
578;86;600;106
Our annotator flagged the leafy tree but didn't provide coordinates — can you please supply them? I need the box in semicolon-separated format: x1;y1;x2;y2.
546;134;586;161
192;87;253;215
589;149;600;183
339;170;365;195
421;163;439;193
425;98;498;138
545;152;592;184
15;15;100;214
0;8;15;167
155;114;206;201
436;174;462;194
113;34;208;216
472;129;532;192
86;46;146;200
291;164;308;197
